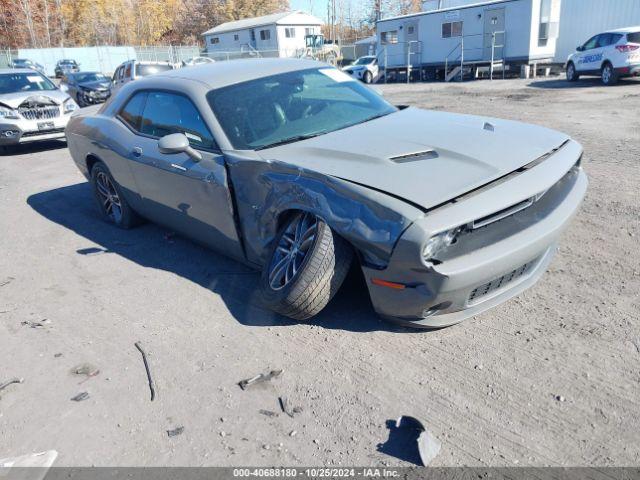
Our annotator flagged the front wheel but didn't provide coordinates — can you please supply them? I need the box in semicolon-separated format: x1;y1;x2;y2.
261;212;352;321
90;161;140;228
363;71;373;84
601;62;618;85
566;62;579;82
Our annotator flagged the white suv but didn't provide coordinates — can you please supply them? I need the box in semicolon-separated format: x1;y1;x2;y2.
566;27;640;85
110;60;174;93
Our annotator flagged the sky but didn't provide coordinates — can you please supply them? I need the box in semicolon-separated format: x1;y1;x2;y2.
290;0;329;19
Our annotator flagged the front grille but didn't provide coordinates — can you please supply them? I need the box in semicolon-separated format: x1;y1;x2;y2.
19;106;60;120
468;260;537;303
21;128;65;137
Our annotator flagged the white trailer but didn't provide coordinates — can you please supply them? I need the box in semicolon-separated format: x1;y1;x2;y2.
376;0;561;81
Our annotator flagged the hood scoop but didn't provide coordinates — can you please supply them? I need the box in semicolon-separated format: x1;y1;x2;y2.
390;149;439;163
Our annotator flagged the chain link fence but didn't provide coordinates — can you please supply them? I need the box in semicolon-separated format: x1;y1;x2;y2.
1;44;363;77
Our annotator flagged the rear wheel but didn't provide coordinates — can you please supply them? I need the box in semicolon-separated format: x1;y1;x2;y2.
261;212;352;321
601;62;618;85
566;62;579;82
90;161;140;228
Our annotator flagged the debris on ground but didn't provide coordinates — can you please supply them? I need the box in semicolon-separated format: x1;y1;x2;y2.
0;377;24;396
289;430;297;437
378;416;441;467
555;395;566;402
278;396;303;418
167;426;184;437
135;341;156;401
0;277;14;287
259;409;279;417
54;353;63;358
238;369;283;390
72;363;100;383
71;392;89;402
21;319;51;328
76;247;110;255
391;416;441;466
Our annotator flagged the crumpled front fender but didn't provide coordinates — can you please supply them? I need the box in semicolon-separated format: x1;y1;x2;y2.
225;155;423;268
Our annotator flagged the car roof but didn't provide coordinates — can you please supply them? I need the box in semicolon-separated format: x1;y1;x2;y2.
153;58;324;89
604;26;640;34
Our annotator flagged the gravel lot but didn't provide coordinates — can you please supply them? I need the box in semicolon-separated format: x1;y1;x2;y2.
1;75;638;467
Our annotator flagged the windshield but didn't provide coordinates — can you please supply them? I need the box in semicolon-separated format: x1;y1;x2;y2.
73;73;108;83
0;72;57;94
207;67;397;150
60;60;77;65
354;57;375;65
135;64;173;77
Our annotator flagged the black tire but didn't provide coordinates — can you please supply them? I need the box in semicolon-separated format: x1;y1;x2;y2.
566;62;579;82
261;212;353;321
363;71;373;84
601;62;618;86
90;161;140;228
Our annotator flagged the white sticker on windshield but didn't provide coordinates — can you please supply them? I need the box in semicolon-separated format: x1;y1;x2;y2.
184;132;202;143
319;68;356;83
27;76;43;83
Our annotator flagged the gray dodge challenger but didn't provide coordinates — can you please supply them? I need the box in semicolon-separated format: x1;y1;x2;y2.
66;59;588;328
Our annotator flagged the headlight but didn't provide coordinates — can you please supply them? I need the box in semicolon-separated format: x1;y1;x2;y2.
0;105;20;119
422;228;461;262
64;98;78;113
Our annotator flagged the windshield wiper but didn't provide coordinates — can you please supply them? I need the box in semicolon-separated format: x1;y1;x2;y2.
255;131;326;150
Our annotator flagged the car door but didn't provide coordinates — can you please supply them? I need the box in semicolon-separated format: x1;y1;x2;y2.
120;90;244;261
576;34;602;73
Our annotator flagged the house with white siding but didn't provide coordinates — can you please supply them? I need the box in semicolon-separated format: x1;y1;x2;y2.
202;11;324;58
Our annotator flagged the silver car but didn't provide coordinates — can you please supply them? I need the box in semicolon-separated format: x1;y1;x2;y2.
65;59;588;328
0;69;78;151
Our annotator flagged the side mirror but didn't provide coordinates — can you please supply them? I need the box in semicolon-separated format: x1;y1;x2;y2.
158;133;202;162
577;45;585;52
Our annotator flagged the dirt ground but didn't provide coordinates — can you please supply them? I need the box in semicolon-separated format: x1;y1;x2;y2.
1;75;639;467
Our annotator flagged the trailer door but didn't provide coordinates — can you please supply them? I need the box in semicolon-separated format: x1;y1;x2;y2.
403;20;420;65
483;8;505;61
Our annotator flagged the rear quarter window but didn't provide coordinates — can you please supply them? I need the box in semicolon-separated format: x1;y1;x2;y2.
118;92;147;131
627;32;640;44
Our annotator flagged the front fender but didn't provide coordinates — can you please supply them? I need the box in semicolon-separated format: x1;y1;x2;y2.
225;155;423;268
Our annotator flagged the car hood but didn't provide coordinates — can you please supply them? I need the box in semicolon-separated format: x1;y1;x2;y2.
258;107;570;210
79;80;111;91
0;90;70;109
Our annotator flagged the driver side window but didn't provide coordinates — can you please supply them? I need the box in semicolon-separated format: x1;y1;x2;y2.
140;91;218;151
583;35;600;50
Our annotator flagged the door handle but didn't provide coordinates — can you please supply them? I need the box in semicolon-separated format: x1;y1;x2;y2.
132;147;142;158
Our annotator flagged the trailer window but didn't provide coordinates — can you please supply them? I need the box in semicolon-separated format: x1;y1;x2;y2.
442;22;463;38
381;31;398;44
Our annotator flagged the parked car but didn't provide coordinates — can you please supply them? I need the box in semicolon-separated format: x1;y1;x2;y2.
0;69;78;151
110;60;174;93
342;56;379;84
55;59;80;78
65;59;587;328
566;26;640;85
182;56;215;67
7;58;45;75
60;72;111;107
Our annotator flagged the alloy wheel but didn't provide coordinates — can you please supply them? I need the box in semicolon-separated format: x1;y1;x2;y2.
602;65;612;84
268;212;318;291
95;171;123;223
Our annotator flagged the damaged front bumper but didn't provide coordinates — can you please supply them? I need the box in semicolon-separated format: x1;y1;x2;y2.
361;140;588;328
